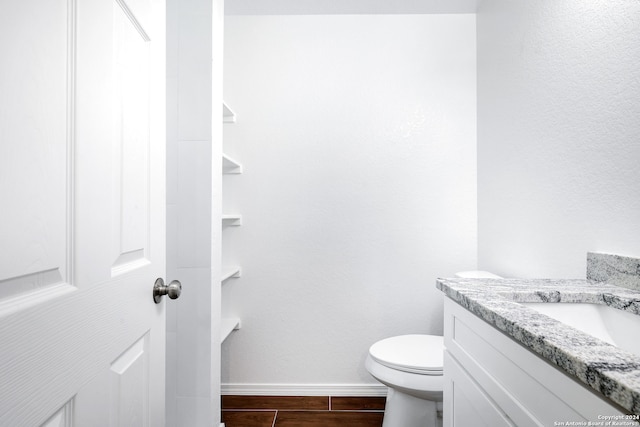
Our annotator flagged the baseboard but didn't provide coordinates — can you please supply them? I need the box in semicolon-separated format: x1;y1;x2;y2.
221;383;388;397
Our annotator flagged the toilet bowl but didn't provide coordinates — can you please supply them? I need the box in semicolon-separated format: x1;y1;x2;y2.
366;334;443;427
366;271;502;427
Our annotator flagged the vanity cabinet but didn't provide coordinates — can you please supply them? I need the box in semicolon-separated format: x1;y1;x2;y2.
443;298;627;426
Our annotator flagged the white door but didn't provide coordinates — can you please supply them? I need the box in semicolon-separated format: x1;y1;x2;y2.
0;0;167;425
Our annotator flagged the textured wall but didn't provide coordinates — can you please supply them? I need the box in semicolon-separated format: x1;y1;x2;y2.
478;1;640;278
225;0;477;15
222;15;476;388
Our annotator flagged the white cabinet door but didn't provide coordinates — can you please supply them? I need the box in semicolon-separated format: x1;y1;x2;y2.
0;0;166;425
443;352;515;427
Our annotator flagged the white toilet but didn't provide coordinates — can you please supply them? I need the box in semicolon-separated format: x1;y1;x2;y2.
365;271;501;427
365;334;444;427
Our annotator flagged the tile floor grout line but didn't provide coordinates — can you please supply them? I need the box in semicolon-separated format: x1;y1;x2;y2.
222;395;386;426
225;410;383;412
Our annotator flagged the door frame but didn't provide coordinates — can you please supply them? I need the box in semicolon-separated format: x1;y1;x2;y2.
164;0;224;425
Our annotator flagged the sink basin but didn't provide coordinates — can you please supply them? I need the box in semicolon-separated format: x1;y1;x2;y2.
522;302;640;356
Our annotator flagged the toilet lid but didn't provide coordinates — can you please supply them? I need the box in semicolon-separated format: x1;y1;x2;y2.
369;334;443;375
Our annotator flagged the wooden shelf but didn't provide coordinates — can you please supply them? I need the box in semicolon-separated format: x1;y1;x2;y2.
222;154;243;174
222;266;241;283
221;317;241;342
223;102;236;123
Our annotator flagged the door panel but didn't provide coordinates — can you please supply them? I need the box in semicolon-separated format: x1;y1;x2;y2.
0;0;71;302
0;0;166;425
112;0;152;276
110;333;151;427
41;400;74;427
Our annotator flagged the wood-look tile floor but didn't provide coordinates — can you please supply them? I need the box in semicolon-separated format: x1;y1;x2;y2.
222;395;385;427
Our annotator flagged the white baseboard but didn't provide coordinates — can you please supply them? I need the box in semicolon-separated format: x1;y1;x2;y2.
221;383;387;397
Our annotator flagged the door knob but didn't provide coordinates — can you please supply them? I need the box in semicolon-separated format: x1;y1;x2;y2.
153;278;182;303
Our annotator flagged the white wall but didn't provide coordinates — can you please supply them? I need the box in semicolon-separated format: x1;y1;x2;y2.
166;0;223;424
225;0;477;15
477;1;640;278
222;15;476;389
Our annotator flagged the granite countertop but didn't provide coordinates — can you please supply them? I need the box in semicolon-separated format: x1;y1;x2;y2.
437;275;640;415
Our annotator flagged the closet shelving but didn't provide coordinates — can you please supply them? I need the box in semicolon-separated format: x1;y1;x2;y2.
221;266;241;282
222;214;242;226
220;317;241;342
223;102;236;123
221;101;241;343
222;153;243;174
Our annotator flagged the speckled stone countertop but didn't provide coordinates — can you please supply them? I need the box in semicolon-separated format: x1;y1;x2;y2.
436;276;640;415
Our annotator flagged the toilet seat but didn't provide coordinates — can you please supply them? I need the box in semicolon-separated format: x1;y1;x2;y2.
365;272;501;426
369;334;443;375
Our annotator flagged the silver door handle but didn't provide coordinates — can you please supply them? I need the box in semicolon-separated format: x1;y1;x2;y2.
153;278;182;303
